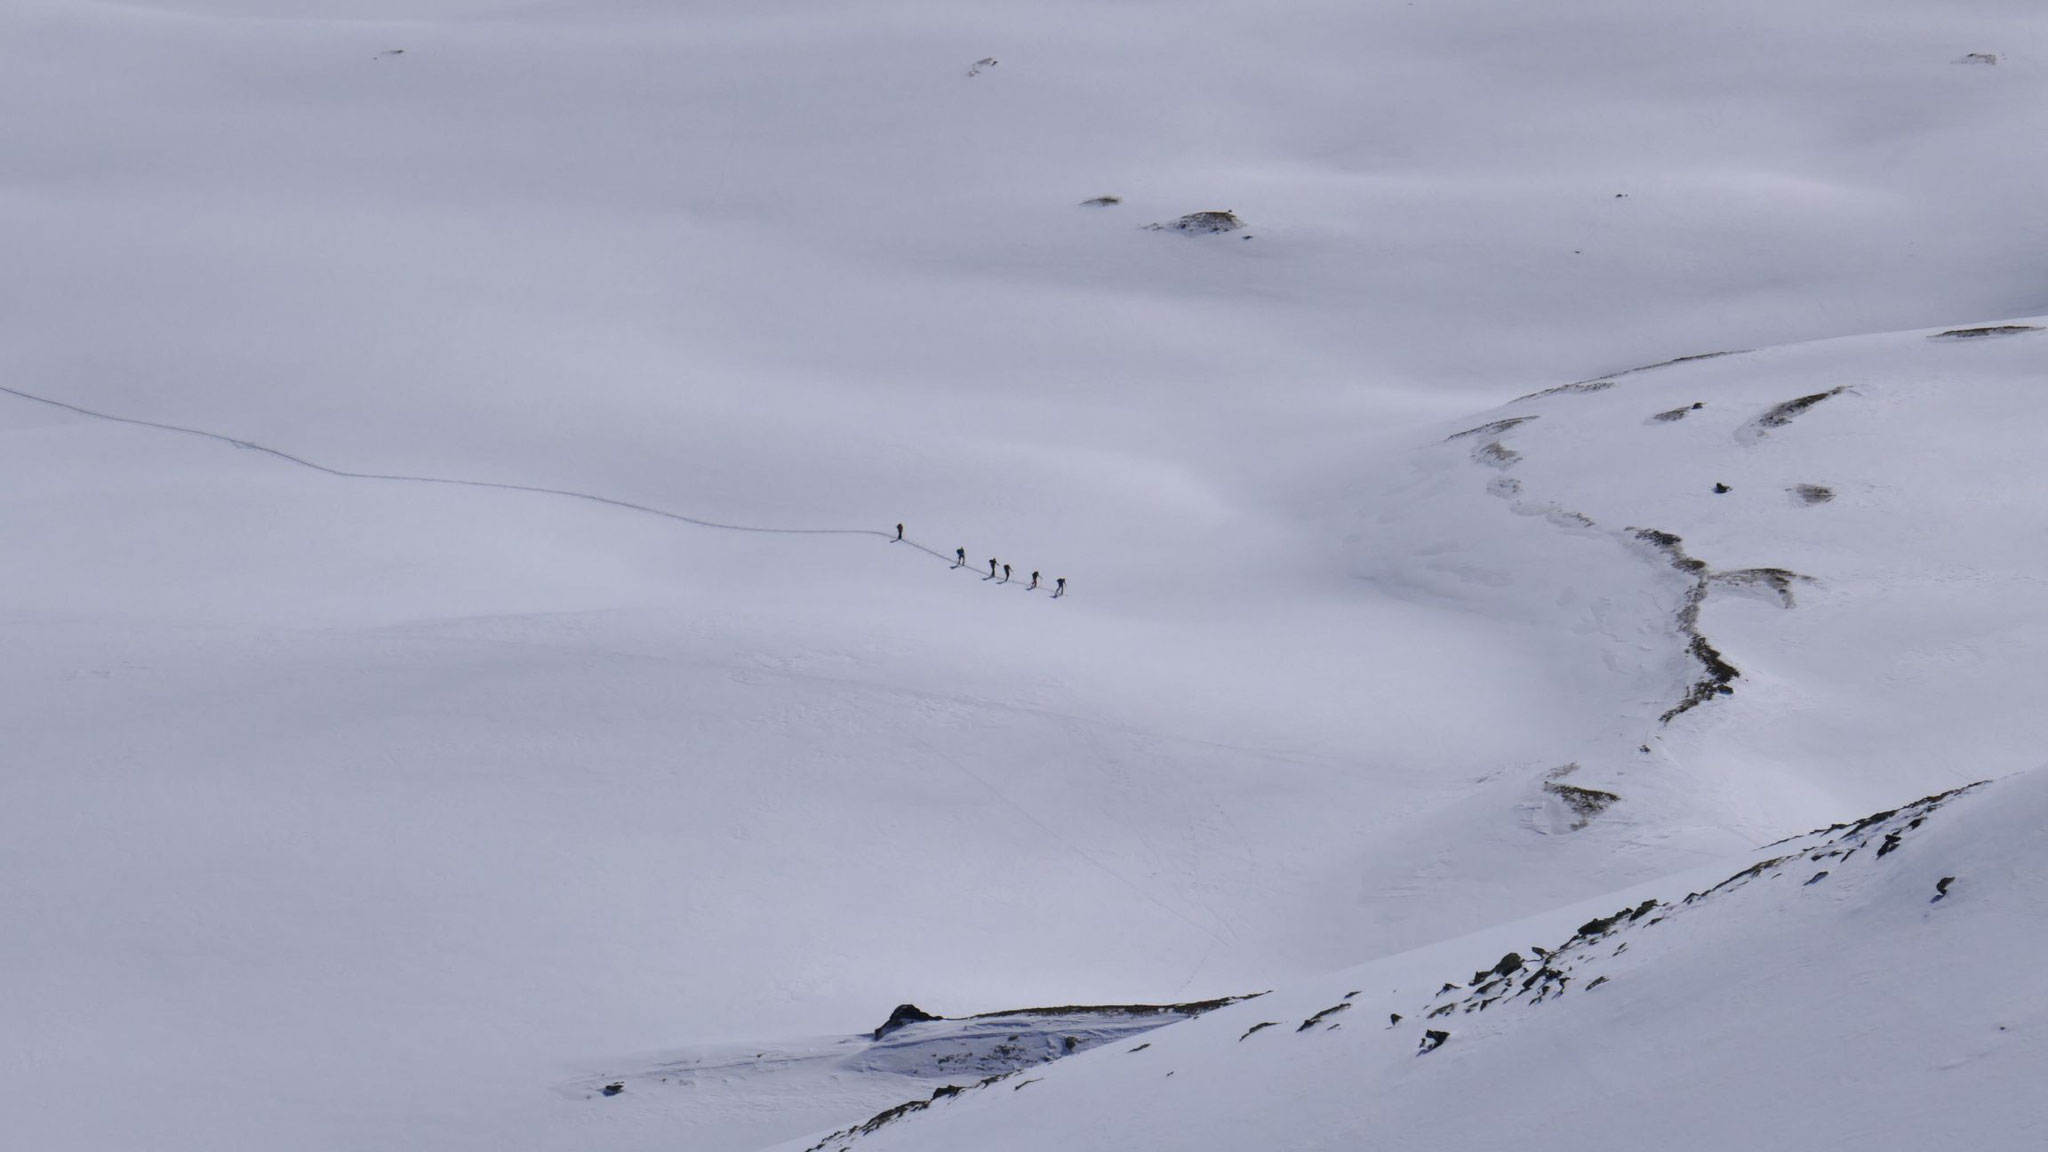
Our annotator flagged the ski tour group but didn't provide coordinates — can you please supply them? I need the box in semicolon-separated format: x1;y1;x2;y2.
896;523;1064;597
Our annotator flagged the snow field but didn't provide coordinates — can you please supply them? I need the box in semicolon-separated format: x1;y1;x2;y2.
4;1;2048;1149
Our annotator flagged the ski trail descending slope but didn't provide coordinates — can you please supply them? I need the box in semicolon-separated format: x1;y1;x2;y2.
0;385;1076;592
0;384;886;537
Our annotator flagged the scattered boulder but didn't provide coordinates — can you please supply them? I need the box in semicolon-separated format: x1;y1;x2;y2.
1931;324;2036;339
1298;1003;1351;1031
873;1003;942;1040
1745;387;1846;437
602;1083;624;1097
1419;1029;1450;1054
1543;781;1620;828
1146;210;1244;234
1080;195;1122;207
1934;876;1957;901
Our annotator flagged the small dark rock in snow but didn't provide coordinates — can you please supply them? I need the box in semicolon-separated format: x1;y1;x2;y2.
1298;1003;1351;1031
1934;876;1957;901
1080;196;1122;207
873;1003;942;1040
1419;1029;1450;1054
1388;1013;1403;1027
1146;210;1245;234
1805;871;1829;885
1931;324;2037;339
602;1083;624;1097
1713;482;1731;494
1239;1021;1279;1041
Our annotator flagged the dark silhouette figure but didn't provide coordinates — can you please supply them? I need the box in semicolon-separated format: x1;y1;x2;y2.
955;547;966;567
895;523;904;541
988;558;998;579
1053;577;1066;598
1002;563;1011;583
1028;571;1039;590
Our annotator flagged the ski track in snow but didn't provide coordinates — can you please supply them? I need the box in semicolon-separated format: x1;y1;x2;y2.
0;383;1062;595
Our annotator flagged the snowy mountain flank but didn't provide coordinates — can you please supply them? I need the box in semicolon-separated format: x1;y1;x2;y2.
790;774;2046;1152
5;1;2047;1150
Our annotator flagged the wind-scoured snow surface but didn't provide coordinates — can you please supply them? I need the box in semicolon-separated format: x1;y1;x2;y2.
4;2;2046;1150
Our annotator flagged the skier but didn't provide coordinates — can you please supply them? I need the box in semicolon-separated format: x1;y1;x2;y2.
1053;577;1066;598
1002;563;1011;583
895;523;904;541
1028;571;1039;590
955;547;966;567
988;558;999;579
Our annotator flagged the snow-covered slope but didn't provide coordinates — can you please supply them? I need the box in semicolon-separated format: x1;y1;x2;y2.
1357;319;2048;845
794;771;2047;1152
5;1;2048;1149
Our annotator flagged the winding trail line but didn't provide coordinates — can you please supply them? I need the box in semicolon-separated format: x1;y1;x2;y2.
0;384;1057;591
